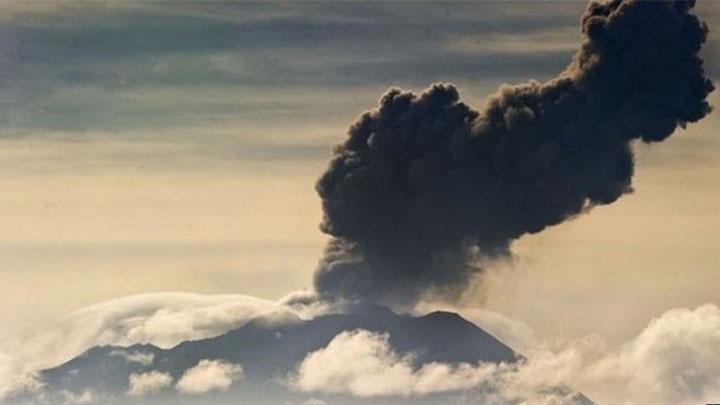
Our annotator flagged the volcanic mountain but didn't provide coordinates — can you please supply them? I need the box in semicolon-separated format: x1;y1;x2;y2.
20;306;593;404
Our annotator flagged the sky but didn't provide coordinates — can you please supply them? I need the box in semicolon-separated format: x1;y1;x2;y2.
0;0;719;356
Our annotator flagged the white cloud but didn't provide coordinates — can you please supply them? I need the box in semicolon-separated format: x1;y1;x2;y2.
110;350;154;367
127;370;173;397
575;303;720;405
289;329;504;398
0;350;43;401
0;292;308;401
476;304;720;405
66;292;296;349
289;329;589;403
291;304;720;405
176;359;244;395
59;389;97;404
500;304;720;405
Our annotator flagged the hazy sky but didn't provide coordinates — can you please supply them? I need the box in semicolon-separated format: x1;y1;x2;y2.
0;1;718;348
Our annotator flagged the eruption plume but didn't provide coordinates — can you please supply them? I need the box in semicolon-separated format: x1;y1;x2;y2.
314;0;715;305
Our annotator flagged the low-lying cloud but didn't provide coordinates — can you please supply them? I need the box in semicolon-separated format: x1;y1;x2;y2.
290;304;720;405
0;362;42;403
176;359;244;395
289;329;499;397
288;329;581;403
584;303;720;404
126;371;173;397
58;389;97;405
0;291;322;402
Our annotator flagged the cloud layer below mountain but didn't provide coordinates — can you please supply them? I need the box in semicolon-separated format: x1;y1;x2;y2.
291;304;720;405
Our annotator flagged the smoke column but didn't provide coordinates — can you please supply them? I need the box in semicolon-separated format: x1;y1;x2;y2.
314;0;715;305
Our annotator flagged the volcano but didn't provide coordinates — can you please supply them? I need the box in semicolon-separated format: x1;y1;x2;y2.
19;306;594;404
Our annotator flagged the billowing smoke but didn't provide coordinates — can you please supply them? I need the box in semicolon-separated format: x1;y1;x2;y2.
314;0;714;305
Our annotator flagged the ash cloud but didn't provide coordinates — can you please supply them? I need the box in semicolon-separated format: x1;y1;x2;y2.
314;0;715;305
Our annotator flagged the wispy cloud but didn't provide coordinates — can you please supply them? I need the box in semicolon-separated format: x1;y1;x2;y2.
0;2;586;133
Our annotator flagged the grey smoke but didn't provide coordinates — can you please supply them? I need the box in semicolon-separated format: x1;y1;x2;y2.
314;0;715;305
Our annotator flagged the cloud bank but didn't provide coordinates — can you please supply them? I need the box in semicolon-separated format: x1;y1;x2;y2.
289;328;583;403
289;329;500;397
291;304;720;405
585;303;720;404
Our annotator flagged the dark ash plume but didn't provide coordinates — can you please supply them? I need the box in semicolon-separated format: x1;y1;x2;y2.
314;0;715;305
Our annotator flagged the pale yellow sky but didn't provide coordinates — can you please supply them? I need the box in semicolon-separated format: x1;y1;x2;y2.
0;0;718;353
485;90;720;345
1;91;717;348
